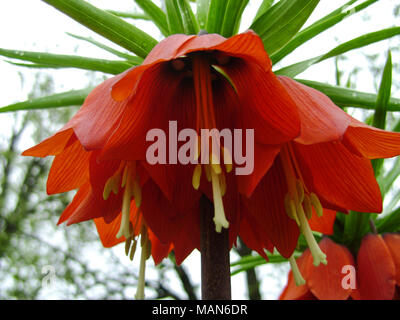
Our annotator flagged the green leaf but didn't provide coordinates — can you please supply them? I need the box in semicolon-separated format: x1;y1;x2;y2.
381;157;400;196
196;0;211;30
0;48;133;75
271;0;378;64
372;51;392;176
106;10;150;20
220;0;249;37
134;0;170;36
42;0;158;58
296;79;400;112
206;0;229;34
253;0;274;22
376;207;400;233
66;33;144;64
277;27;400;77
296;79;400;111
177;0;200;34
165;0;185;34
251;0;319;55
0;88;91;113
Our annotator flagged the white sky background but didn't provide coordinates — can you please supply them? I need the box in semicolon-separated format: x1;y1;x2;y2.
0;0;399;300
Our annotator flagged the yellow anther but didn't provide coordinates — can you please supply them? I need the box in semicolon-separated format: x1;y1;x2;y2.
222;147;233;173
211;169;229;233
310;193;323;217
204;165;212;182
192;164;202;190
303;194;313;220
125;237;132;256
284;194;299;225
289;255;306;287
296;180;304;203
210;153;222;175
130;239;137;261
133;179;142;208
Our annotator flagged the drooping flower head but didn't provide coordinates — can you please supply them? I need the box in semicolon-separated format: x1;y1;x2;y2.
22;29;400;294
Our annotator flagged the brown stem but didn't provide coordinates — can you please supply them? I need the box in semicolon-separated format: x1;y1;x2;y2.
200;195;231;300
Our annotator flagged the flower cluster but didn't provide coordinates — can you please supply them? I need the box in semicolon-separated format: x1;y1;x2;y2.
23;31;400;297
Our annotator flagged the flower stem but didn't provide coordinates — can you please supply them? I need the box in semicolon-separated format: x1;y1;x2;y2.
200;195;231;300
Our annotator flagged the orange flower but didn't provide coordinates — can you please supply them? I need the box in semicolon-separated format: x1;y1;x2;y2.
280;234;400;300
22;31;301;259
22;29;400;277
240;76;400;269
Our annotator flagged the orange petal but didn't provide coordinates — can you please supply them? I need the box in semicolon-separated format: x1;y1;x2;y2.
94;215;124;248
343;118;400;159
149;229;173;265
293;141;383;213
356;234;396;300
306;238;355;300
47;135;90;194
112;34;195;101
57;182;91;225
22;128;74;157
102;63;184;162
239;210;273;260
278;76;350;145
222;59;300;146
279;250;313;300
383;233;400;285
70;73;134;150
308;209;337;235
243;155;300;258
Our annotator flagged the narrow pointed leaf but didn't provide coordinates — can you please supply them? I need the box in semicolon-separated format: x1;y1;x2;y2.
381;157;400;196
277;27;400;77
196;0;211;29
66;33;144;64
178;0;200;34
372;51;392;176
251;0;320;55
206;0;229;34
165;0;185;34
0;48;133;74
221;0;249;37
296;79;400;112
107;10;150;20
253;0;274;22
0;88;91;113
42;0;158;58
271;0;379;64
376;207;400;233
134;0;170;36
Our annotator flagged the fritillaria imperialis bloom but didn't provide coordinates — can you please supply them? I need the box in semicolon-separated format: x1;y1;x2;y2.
22;29;400;292
280;234;400;300
22;30;301;257
240;75;400;283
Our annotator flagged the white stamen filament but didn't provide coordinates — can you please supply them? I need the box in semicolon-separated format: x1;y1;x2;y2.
289;254;306;286
116;165;133;239
211;168;229;233
135;236;148;300
298;205;327;266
